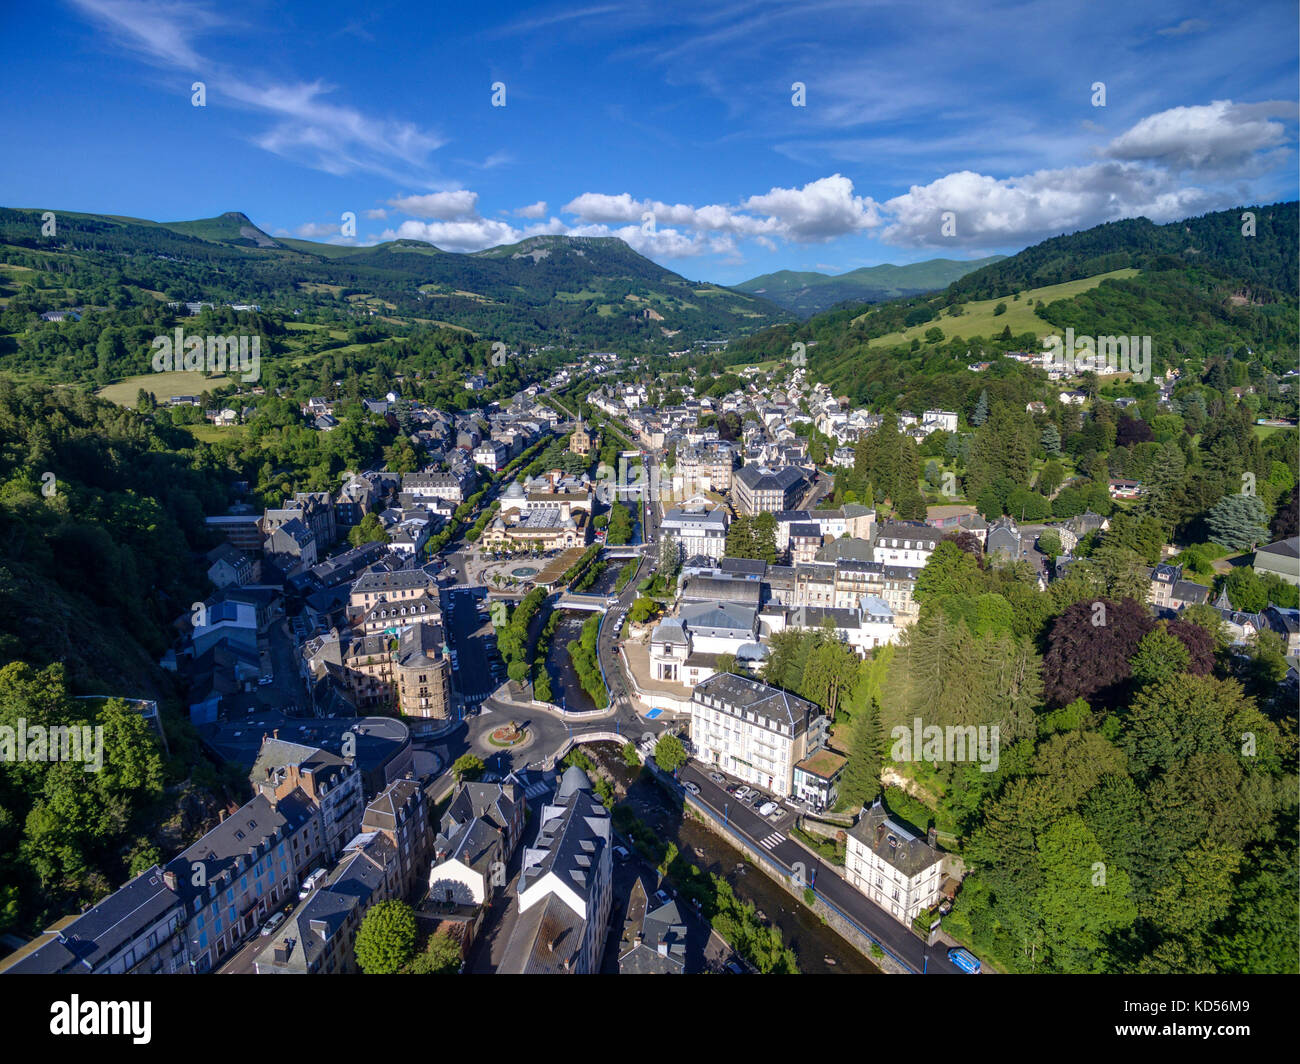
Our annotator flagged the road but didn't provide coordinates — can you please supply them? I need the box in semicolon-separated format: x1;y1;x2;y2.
676;761;962;975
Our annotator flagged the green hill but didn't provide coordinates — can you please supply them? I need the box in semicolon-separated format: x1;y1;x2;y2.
722;202;1299;408
737;256;1005;316
0;207;788;368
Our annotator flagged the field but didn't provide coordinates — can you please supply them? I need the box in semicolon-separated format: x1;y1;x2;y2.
859;268;1140;348
97;371;234;406
181;423;247;444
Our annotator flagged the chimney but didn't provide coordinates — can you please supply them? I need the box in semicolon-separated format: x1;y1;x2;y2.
162;870;178;892
273;728;279;739
927;827;937;849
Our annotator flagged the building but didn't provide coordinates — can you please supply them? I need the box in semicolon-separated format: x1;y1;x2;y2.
732;464;807;516
430;779;526;906
250;738;365;861
689;673;826;797
0;865;190;974
206;543;258;589
649;601;761;686
660;503;729;563
617;876;687;975
173;789;326;972
1146;563;1211;612
872;522;940;568
984;515;1022;561
792;748;847;811
844;798;944;925
1253;536;1300;586
497;766;613;974
391;622;453;722
569;418;599;459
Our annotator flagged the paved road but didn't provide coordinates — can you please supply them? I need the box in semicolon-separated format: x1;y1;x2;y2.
676;762;961;975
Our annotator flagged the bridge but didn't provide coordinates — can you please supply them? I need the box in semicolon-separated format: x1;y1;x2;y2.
554;592;619;612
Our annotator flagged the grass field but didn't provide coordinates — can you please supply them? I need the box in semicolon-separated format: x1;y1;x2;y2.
97;371;233;406
1253;424;1297;440
858;268;1140;348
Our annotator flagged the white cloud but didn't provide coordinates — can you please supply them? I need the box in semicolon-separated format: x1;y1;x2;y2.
293;221;345;239
387;191;480;220
364;208;388;220
561;176;880;245
1156;18;1209;37
514;201;549;218
71;0;446;183
742;175;881;241
881;163;1220;248
1102;99;1292;174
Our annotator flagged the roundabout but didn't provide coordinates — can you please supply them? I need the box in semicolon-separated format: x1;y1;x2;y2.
486;721;531;749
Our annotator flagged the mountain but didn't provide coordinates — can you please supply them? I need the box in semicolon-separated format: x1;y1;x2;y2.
0;208;789;361
736;256;1005;316
722;202;1299;407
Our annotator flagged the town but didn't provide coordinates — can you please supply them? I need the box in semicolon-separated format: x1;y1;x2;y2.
2;335;1295;977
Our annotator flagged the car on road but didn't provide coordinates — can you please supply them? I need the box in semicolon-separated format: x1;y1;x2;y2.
260;911;287;936
613;845;630;862
709;772;724;785
298;868;327;899
683;781;701;796
948;947;982;974
257;675;274;686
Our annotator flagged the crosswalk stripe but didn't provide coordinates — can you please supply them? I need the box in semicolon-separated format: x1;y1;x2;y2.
759;832;784;850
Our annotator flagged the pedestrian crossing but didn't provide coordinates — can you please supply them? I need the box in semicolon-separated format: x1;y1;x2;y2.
759;832;785;851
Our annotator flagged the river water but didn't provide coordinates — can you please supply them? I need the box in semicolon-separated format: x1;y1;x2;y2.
589;742;880;975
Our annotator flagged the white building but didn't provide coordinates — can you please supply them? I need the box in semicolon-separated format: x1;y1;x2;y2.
660;502;729;563
845;799;944;925
498;767;613;974
872;522;940;568
689;673;826;798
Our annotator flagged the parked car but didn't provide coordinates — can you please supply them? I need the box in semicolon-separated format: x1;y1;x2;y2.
257;675;274;686
683;781;701;796
734;786;751;801
948;947;982;974
758;800;778;817
612;845;630;862
260;911;287;936
709;772;724;785
298;868;327;899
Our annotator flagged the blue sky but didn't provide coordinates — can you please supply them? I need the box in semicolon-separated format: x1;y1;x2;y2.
0;0;1296;284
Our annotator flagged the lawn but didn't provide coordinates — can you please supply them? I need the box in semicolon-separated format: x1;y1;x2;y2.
97;370;234;406
181;423;247;444
859;268;1140;349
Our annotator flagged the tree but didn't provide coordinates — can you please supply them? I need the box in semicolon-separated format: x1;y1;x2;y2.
406;928;463;974
355;900;418;974
1041;423;1061;456
837;697;882;812
348;511;390;548
1037;529;1063;558
1041;597;1153;708
1129;626;1191;688
971;389;990;427
628;596;660;624
1206;493;1270;551
452;754;484;783
654;733;687;773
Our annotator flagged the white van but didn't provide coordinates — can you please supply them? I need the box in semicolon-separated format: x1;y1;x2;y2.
758;801;778;817
298;868;327;899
